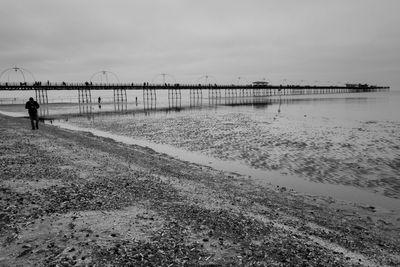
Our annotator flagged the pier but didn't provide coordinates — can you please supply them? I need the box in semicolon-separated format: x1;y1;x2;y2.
0;82;390;106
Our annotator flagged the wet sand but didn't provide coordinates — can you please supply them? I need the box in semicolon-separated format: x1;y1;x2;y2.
1;114;399;266
68;106;400;201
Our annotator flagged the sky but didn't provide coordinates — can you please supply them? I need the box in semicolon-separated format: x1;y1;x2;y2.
0;0;399;87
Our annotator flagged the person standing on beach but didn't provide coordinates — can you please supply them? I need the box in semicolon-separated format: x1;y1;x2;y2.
25;97;40;130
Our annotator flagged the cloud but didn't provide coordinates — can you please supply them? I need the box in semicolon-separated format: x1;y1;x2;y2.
0;0;399;86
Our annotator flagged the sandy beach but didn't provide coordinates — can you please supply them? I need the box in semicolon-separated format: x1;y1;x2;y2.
0;114;399;266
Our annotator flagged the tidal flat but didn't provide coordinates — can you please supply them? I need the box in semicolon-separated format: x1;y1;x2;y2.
1;114;399;266
67;100;400;202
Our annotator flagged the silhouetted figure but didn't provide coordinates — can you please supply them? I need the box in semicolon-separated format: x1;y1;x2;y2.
98;97;102;109
135;96;138;106
25;97;40;130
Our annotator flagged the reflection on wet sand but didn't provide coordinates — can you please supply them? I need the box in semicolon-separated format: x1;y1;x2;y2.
50;95;288;119
64;94;372;121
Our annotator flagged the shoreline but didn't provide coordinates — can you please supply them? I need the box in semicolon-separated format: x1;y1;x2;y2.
1;114;399;266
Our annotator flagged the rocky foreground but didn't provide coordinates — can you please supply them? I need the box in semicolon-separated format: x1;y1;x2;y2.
0;114;399;266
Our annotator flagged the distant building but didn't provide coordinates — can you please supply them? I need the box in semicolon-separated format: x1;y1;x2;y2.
346;83;369;88
252;81;269;86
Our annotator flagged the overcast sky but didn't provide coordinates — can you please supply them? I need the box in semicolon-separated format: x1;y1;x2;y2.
1;0;399;87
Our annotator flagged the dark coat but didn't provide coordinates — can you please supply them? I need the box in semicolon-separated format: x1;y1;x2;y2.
25;100;40;117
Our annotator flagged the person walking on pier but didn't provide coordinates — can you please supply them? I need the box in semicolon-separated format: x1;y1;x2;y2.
25;97;40;130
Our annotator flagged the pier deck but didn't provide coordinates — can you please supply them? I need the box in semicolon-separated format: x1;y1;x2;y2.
0;83;390;91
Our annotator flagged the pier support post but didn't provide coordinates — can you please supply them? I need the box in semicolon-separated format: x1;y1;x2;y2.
208;86;221;106
208;86;221;102
143;84;157;111
78;88;92;104
77;87;93;115
113;88;127;112
168;86;182;109
113;88;127;103
190;88;202;107
35;89;48;105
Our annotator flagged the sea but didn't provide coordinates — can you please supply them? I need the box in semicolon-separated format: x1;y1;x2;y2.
1;89;399;211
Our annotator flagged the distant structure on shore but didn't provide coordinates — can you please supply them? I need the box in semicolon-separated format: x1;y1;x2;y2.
345;83;376;88
252;81;269;86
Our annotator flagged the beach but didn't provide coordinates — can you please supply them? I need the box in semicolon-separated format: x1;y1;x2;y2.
0;114;399;266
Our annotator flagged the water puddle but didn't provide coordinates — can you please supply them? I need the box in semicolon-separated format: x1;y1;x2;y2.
52;121;400;212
